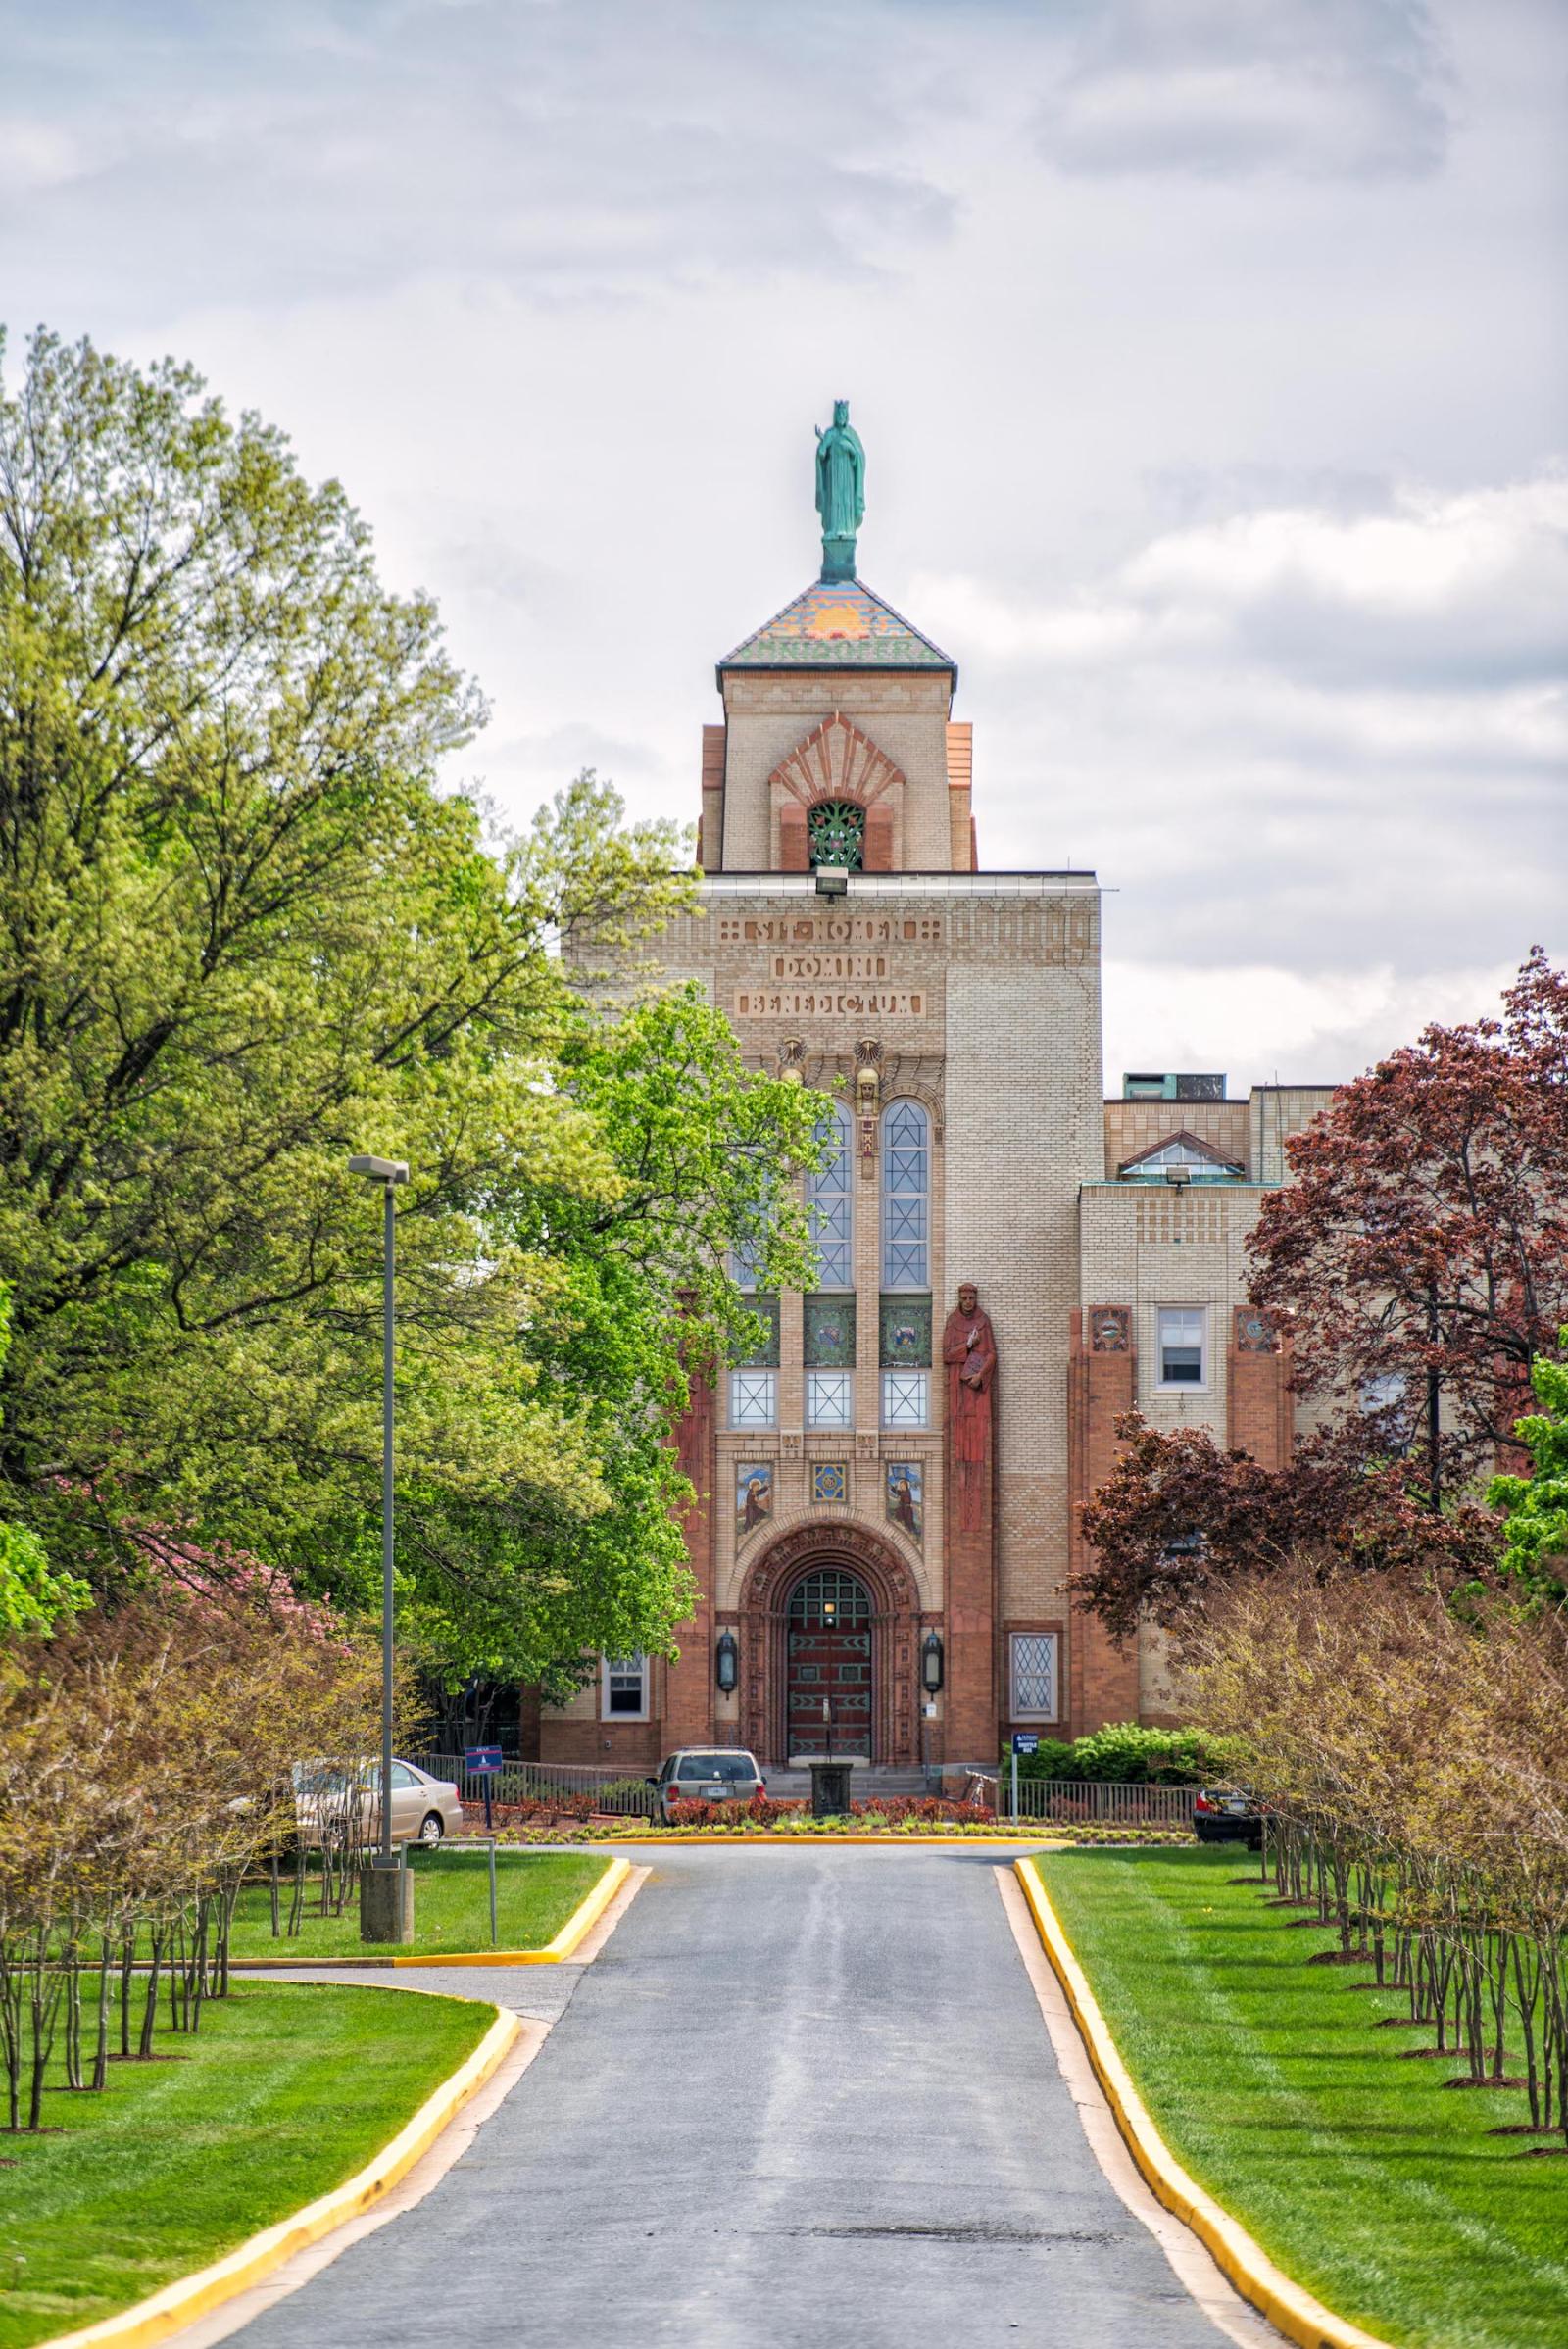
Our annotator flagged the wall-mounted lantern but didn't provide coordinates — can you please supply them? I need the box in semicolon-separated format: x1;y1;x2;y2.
715;1629;739;1694
921;1629;945;1695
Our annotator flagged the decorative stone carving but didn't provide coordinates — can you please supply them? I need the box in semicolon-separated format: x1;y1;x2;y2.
777;1037;807;1082
1089;1306;1131;1353
1234;1307;1277;1354
942;1283;997;1535
769;715;903;815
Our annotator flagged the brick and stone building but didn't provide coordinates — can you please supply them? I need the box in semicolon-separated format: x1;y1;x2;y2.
538;418;1335;1771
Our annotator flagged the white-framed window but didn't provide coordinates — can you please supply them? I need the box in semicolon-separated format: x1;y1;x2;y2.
729;1370;777;1428
808;1103;854;1288
881;1101;929;1289
1156;1307;1206;1390
807;1370;853;1428
882;1370;928;1428
1010;1633;1058;1721
602;1654;649;1720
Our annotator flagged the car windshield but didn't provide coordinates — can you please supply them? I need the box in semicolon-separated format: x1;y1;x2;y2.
677;1754;755;1784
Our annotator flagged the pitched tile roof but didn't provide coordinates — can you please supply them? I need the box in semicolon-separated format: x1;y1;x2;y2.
718;578;956;676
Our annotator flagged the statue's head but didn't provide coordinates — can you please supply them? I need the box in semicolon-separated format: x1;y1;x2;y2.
833;398;850;427
958;1282;978;1314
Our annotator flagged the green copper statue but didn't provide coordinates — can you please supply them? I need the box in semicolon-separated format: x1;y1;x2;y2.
815;399;864;583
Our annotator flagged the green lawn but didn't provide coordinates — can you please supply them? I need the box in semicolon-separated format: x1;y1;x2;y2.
0;1981;493;2348
230;1847;610;1960
1034;1846;1568;2349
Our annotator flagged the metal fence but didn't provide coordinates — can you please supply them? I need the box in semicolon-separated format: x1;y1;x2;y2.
997;1777;1199;1826
408;1754;658;1817
411;1752;1198;1828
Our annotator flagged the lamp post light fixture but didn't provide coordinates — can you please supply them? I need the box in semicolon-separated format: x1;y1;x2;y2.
348;1153;411;1937
921;1629;945;1696
715;1629;739;1694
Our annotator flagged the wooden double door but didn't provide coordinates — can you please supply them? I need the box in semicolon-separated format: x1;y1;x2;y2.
786;1568;872;1758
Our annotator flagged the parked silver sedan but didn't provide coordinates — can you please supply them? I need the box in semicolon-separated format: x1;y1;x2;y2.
292;1758;465;1848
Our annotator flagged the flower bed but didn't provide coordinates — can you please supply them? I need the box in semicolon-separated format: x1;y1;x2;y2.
449;1789;1193;1845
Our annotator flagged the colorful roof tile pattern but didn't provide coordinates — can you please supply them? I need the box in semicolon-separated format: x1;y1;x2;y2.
718;578;956;673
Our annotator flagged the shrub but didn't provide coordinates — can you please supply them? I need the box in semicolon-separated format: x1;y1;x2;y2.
1010;1721;1233;1785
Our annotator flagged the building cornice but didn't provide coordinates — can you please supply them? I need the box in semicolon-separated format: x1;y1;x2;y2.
697;870;1100;898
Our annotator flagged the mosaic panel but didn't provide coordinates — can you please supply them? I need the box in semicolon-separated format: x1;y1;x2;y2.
736;1462;773;1541
879;1293;932;1369
812;1461;848;1505
885;1460;923;1543
737;1293;780;1369
804;1294;857;1368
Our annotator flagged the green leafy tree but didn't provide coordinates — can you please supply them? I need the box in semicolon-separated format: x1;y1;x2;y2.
376;989;822;1693
0;1285;87;1638
0;329;803;1678
1487;1330;1568;1602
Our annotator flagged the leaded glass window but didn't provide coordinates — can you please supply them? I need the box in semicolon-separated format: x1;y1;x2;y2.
808;800;865;871
807;1371;853;1428
1010;1634;1058;1721
880;1101;929;1289
807;1103;853;1288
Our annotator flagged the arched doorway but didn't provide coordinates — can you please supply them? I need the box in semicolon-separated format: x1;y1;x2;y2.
729;1522;927;1768
786;1567;872;1757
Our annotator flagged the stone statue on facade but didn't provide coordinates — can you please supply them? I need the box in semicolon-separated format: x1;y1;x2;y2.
815;399;865;583
942;1282;997;1534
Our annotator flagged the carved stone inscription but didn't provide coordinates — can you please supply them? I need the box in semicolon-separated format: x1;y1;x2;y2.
737;989;923;1018
718;915;944;946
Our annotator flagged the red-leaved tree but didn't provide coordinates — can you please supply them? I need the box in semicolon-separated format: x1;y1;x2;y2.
1248;948;1568;1502
1073;1413;1500;1640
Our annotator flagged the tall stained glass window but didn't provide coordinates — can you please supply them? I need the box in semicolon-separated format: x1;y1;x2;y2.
880;1101;929;1289
808;1103;853;1288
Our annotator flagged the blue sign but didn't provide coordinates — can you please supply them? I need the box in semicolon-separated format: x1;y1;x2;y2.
465;1745;504;1775
1011;1733;1040;1756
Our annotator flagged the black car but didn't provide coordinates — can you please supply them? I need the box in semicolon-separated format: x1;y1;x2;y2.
1193;1786;1264;1849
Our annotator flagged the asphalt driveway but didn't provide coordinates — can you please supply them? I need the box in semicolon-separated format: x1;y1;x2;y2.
226;1846;1246;2349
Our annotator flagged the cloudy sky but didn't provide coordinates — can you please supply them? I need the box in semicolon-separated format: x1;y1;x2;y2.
3;0;1564;1088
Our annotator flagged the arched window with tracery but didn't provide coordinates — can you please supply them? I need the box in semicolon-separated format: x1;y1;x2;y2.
880;1100;928;1290
807;1102;853;1287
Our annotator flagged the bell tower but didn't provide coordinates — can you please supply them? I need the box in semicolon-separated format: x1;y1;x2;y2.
697;403;975;877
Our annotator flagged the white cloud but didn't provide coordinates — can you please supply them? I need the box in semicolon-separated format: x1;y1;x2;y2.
0;0;1562;1088
1035;0;1452;180
918;471;1568;689
1102;956;1520;1094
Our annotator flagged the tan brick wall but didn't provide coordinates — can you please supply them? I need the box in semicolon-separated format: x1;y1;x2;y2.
1250;1086;1337;1186
717;672;955;871
1102;1099;1250;1176
632;872;1101;1763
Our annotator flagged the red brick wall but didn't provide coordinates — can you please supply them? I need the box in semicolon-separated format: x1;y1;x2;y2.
545;1717;662;1769
1066;1307;1140;1732
700;724;725;869
663;1369;715;1749
1226;1309;1294;1466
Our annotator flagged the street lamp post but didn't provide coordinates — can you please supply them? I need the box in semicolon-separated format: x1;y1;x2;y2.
349;1153;412;1942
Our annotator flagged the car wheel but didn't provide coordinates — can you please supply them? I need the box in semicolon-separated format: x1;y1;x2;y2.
417;1811;445;1847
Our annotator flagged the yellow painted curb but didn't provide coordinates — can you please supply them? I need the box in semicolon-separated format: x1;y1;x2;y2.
38;1997;521;2349
1014;1858;1395;2349
230;1854;630;1969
